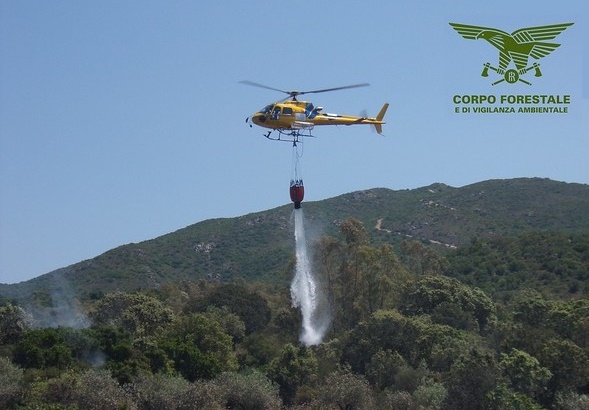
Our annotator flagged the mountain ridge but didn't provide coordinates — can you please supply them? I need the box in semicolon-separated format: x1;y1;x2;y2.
2;177;588;303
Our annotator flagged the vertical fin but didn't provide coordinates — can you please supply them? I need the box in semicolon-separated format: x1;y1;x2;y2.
374;103;389;134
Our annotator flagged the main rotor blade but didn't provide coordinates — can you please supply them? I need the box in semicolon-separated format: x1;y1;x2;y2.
240;80;370;98
239;80;291;95
299;83;370;95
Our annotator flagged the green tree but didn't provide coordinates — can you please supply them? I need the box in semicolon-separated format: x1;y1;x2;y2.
31;368;135;410
394;363;429;394
203;305;246;343
401;240;448;276
162;338;217;382
335;219;372;330
357;244;407;317
444;347;500;410
28;369;80;408
316;219;411;332
0;303;32;345
499;348;551;400
12;328;74;369
89;324;153;383
545;298;589;346
554;391;589;410
215;370;282;410
364;349;405;391
316;236;343;324
90;292;174;336
267;343;318;405
413;378;447;409
512;290;552;327
163;313;237;381
130;373;223;410
189;284;271;334
342;309;469;373
398;275;496;332
380;390;417;410
0;357;23;409
75;368;136;410
318;366;375;410
185;380;225;410
496;321;553;360
488;383;545;410
340;218;369;246
538;338;589;398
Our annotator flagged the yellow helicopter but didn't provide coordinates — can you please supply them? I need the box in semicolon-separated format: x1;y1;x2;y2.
241;81;389;142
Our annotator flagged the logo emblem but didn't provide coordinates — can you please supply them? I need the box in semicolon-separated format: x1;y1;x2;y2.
449;22;573;85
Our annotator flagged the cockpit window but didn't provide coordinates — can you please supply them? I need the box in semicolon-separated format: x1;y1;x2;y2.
259;105;272;114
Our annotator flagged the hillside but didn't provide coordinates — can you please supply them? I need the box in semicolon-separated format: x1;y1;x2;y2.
1;177;589;304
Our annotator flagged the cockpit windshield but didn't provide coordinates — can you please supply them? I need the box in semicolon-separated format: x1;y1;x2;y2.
259;105;273;114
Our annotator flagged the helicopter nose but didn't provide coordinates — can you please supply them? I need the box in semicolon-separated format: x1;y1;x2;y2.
252;114;266;125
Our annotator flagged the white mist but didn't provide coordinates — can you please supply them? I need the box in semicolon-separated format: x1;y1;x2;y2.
291;208;328;346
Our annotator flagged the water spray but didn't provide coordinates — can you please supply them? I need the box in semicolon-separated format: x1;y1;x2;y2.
289;142;329;346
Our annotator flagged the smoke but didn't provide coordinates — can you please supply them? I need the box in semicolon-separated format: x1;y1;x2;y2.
25;272;90;329
23;272;105;367
291;208;330;346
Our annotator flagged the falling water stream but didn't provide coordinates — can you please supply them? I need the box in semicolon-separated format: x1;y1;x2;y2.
291;208;327;346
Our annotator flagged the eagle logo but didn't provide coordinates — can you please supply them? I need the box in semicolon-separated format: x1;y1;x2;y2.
449;22;573;85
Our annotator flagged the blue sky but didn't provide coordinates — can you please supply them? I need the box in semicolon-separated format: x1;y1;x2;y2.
1;1;586;284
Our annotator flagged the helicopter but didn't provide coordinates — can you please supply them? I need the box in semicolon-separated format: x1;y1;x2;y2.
241;81;389;143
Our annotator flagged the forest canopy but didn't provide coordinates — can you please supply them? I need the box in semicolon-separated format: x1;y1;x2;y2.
1;220;588;409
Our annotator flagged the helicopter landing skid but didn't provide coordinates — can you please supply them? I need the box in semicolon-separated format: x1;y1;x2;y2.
263;129;315;144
